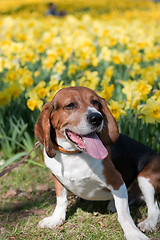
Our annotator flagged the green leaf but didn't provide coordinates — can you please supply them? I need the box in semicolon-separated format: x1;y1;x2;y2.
0;152;26;171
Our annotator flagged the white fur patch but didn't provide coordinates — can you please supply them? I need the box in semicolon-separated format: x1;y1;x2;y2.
39;187;68;229
109;184;149;240
44;148;112;201
138;176;160;232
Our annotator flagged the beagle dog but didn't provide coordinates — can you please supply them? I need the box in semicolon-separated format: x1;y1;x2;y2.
35;86;160;240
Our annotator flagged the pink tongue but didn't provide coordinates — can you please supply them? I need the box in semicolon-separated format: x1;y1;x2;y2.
82;133;108;160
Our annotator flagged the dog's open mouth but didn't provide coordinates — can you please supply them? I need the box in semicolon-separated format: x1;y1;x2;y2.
65;129;108;160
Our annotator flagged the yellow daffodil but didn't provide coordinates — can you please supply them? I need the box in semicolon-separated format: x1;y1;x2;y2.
121;80;152;105
0;90;11;106
140;99;160;123
6;83;22;100
104;66;114;78
5;69;18;83
27;98;43;111
18;68;33;88
101;47;111;62
98;85;114;102
27;89;43;111
79;71;100;90
47;80;64;102
34;70;40;78
151;90;160;103
0;57;5;72
98;77;114;101
134;80;152;99
37;88;47;99
54;61;66;75
68;64;78;76
108;100;126;121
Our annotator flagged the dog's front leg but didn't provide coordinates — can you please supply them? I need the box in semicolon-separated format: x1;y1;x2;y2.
110;183;149;240
39;175;68;229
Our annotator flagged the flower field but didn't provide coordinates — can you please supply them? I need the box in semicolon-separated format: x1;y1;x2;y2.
0;0;160;166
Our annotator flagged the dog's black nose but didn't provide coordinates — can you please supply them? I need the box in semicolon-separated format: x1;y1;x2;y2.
87;112;103;127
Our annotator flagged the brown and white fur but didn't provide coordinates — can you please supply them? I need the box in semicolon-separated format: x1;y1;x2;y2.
35;86;160;240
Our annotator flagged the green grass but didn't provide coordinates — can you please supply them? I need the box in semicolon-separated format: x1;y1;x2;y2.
0;158;160;240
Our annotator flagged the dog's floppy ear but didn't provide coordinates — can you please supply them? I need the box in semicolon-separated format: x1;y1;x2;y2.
98;97;119;146
35;102;56;158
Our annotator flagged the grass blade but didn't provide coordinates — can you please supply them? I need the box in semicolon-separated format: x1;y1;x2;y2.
0;152;26;171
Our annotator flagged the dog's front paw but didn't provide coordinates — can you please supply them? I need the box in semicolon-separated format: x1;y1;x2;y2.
125;229;150;240
38;215;65;229
138;217;157;232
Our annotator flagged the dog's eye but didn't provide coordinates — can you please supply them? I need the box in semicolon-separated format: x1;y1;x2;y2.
91;100;99;106
65;102;76;110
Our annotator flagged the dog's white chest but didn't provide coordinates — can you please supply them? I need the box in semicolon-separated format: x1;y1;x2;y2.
44;150;112;201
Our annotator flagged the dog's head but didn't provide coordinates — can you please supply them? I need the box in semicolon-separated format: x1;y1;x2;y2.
35;86;119;159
